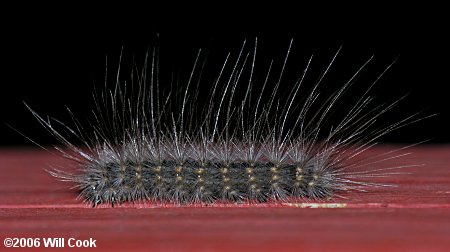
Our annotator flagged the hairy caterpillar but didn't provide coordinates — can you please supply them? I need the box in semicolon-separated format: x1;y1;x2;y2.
28;39;424;207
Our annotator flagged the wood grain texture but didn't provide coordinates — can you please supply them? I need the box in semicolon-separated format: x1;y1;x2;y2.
1;146;449;251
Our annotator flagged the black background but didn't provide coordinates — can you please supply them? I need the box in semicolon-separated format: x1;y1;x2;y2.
1;6;449;146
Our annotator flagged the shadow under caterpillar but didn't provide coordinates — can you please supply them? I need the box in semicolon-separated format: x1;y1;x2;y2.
27;39;428;207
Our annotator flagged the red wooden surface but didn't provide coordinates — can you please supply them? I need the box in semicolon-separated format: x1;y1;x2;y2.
1;146;450;251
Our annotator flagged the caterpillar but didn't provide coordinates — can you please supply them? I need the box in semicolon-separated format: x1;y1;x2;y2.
28;38;424;207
